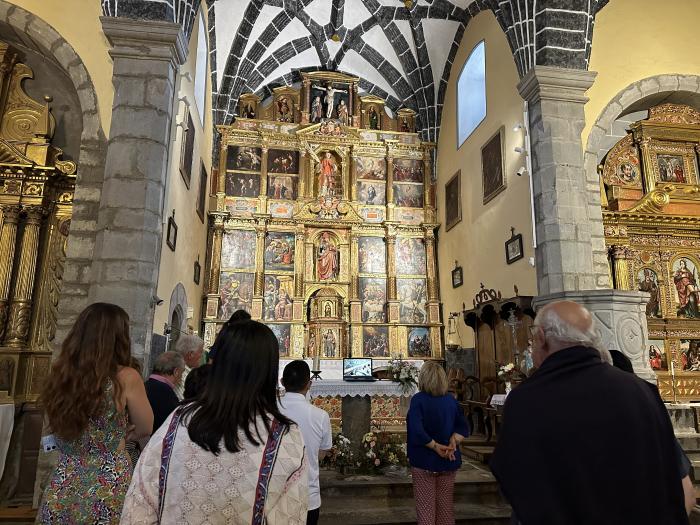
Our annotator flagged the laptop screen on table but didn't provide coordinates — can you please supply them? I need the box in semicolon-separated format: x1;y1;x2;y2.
343;358;373;379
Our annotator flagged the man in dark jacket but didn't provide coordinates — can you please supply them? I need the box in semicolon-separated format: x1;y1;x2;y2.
491;300;688;525
144;351;184;433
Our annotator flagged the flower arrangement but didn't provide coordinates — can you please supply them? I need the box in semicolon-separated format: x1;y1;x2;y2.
323;433;354;471
388;357;419;395
497;362;518;382
356;429;409;474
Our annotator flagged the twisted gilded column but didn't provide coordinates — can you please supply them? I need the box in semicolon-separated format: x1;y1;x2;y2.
350;234;359;299
610;245;631;290
294;230;305;297
209;215;225;295
424;227;439;301
254;224;266;296
386;232;397;301
0;204;21;340
4;205;44;347
259;146;269;198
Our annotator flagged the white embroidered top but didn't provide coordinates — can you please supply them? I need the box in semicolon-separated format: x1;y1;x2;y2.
120;412;308;525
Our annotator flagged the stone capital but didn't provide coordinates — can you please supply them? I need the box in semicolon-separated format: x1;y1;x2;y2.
100;16;187;67
518;66;597;106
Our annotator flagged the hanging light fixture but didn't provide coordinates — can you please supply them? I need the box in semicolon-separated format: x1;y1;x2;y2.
446;312;461;349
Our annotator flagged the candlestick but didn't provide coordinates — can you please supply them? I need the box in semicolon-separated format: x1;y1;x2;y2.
313;351;320;372
671;360;677;404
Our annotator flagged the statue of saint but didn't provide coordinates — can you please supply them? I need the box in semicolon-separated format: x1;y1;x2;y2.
318;152;338;197
323;329;336;358
317;232;339;280
311;96;323;123
312;82;347;119
368;106;379;129
336;99;349;125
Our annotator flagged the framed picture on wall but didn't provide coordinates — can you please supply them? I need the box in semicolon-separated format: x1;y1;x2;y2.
193;260;201;285
166;215;178;251
451;265;463;288
445;170;461;231
180;106;195;188
505;232;523;264
197;161;208;221
482;127;505;204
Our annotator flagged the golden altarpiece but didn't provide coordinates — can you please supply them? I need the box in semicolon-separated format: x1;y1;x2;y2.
204;71;440;366
601;103;700;400
0;42;76;404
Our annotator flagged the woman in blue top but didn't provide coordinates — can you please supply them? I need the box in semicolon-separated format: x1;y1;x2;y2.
407;361;469;525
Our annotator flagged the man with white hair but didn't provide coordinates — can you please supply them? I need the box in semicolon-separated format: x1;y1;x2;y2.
490;300;688;525
173;334;204;400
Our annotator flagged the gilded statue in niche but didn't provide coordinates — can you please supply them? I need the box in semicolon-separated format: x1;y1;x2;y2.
673;258;700;319
368;106;379;130
318;151;341;197
322;328;338;357
637;268;662;318
317;232;339;280
312;82;348;120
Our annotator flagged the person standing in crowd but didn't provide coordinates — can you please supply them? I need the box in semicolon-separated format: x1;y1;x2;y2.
491;301;689;525
207;309;251;363
173;334;204;399
37;303;153;524
144;351;184;433
279;360;332;525
182;363;211;401
121;320;307;524
407;361;469;525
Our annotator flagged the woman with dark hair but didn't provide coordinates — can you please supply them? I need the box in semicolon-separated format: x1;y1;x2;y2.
38;303;153;524
182;363;211;400
121;320;307;523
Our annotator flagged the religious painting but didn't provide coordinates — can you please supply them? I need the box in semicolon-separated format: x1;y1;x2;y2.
602;135;642;187
267;150;299;174
227;146;262;171
408;327;431;357
267;175;297;200
180;108;195;187
363;326;389;357
269;324;292;357
398;278;428;324
672;257;700;318
356;181;386;205
354;156;386;180
263;275;293;321
310;82;349;124
239;102;257;119
393;183;424;208
226;172;260;198
445;170;461;232
657;154;686;183
395;238;426;275
648;339;668;371
393;158;424;183
680;339;700;371
367;105;381;130
320;327;340;358
358;236;386;274
316;231;339;281
637;268;662;318
264;232;295;271
359;277;387;322
615;160;641;185
218;271;254;318
274;95;294;123
505;233;524;264
481;128;505;204
221;230;257;269
317;151;342;197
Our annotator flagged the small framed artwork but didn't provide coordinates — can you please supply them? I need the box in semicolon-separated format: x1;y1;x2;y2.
193;260;201;285
205;297;218;319
180;107;195;188
505;231;523;264
166;215;178;251
451;265;463;288
445;170;461;232
482;127;505;204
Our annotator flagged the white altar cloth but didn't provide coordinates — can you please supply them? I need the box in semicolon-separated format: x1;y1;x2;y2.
309;380;416;398
0;402;14;479
279;359;425;381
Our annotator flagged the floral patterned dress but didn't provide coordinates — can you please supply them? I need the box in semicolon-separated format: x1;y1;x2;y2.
38;381;131;524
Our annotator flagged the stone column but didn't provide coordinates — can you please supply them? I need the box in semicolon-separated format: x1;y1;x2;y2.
520;67;653;381
4;206;44;347
89;17;187;361
0;204;20;340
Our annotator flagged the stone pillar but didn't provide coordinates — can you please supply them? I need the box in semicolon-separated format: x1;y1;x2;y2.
89;17;187;361
4;206;44;347
0;205;20;340
520;67;653;381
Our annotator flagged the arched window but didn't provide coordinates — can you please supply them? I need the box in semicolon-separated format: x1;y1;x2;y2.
194;12;208;125
457;40;486;147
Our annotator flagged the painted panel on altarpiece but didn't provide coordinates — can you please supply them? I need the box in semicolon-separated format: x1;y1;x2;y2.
637;268;662;318
263;275;294;321
395;238;426;275
267;175;297;200
264;232;295;271
267;149;299;174
680;339;700;371
269;323;292;357
219;271;254;318
356;181;386;206
393;183;423;208
226;172;260;198
393;158;424;183
363;326;389;357
672;257;700;319
354;156;386;180
227;146;262;171
398;278;428;324
408;327;430;357
648;339;668;371
222;230;257;269
359;277;387;322
358;236;386;274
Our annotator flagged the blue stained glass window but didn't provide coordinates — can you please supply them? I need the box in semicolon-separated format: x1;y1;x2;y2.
457;41;486;147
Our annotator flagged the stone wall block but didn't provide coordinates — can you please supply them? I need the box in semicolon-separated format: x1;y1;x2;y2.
658;75;680;93
103;140;167;181
113;76;147;107
145;77;174;108
110;106;170;140
7;6;30;33
94;229;160;263
106;206;161;233
112;57;172;78
64;232;96;260
679;75;700;93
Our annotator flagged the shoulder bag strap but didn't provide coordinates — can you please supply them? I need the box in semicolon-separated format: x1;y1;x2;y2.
251;419;286;525
157;406;183;523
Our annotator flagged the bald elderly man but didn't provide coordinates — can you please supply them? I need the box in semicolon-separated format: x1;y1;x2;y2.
491;300;688;525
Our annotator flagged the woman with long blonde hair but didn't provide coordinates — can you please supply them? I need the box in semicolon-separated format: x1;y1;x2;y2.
37;303;152;524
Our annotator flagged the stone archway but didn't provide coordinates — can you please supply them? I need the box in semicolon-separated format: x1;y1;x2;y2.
584;74;700;183
0;1;108;348
168;282;189;333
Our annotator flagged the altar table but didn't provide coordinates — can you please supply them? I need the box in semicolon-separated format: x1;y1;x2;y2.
0;401;14;479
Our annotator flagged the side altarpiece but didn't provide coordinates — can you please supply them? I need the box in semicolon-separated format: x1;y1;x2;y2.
204;71;441;361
